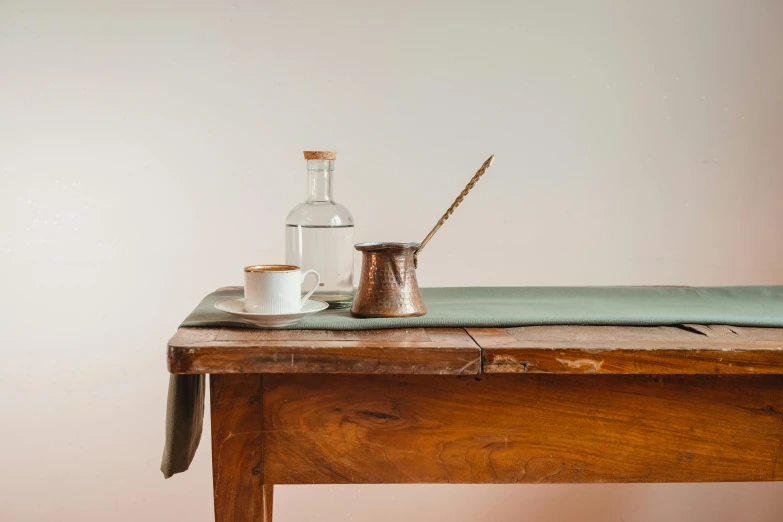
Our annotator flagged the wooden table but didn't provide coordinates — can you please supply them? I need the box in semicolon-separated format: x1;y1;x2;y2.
168;324;783;521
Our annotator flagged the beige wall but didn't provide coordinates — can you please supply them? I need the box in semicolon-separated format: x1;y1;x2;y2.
2;0;783;520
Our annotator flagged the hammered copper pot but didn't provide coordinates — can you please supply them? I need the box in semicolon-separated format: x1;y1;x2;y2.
350;242;426;318
349;155;495;319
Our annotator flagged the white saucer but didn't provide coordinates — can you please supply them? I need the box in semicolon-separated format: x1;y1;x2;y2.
214;298;329;328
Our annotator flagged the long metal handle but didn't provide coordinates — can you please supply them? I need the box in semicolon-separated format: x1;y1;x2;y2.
414;154;495;268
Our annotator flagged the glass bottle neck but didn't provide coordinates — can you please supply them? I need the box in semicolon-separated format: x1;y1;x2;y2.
306;159;334;202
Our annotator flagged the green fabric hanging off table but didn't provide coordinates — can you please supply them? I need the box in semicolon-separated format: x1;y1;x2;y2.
162;285;783;478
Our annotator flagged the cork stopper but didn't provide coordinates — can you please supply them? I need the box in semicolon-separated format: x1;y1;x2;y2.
303;151;337;160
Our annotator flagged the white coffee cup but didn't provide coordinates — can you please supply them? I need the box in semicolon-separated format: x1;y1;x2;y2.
243;264;321;314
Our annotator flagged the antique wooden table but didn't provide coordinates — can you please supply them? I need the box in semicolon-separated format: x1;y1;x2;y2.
168;324;783;521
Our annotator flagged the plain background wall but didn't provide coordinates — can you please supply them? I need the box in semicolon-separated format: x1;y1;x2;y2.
2;0;783;520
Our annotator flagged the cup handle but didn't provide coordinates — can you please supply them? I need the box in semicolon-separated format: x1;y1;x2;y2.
300;270;321;308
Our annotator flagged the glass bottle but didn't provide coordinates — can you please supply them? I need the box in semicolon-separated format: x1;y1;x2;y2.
285;151;354;308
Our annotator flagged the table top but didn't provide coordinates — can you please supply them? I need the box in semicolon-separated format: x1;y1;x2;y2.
168;324;783;376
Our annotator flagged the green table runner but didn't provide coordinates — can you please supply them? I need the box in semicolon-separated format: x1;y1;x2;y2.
163;286;783;478
182;286;783;329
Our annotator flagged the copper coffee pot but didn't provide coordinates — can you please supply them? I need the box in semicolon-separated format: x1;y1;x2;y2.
351;155;495;318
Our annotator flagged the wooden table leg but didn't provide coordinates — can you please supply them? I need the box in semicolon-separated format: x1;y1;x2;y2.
210;374;272;521
263;484;273;521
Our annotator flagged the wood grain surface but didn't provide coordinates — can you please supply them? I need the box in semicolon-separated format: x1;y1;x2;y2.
262;373;783;484
210;374;270;522
472;325;783;374
169;327;480;375
169;325;783;376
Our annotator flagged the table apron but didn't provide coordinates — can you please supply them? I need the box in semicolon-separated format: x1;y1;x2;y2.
212;373;783;486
